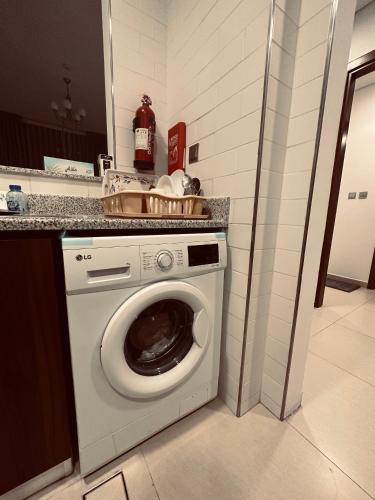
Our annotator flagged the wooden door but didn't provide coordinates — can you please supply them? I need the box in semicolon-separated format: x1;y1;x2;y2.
0;234;73;494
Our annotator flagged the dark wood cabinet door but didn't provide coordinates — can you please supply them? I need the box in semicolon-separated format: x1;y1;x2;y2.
0;235;73;495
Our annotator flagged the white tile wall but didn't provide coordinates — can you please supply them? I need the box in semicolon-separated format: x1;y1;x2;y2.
241;0;338;417
111;0;168;176
167;0;270;414
0;173;100;199
282;0;355;416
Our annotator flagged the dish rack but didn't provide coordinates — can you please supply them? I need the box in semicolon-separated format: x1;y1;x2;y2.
102;191;208;219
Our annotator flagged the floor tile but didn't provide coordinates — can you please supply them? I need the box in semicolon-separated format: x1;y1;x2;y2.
28;474;82;500
141;399;369;500
289;354;375;498
312;303;342;324
32;447;158;500
84;472;126;500
364;299;375;311
309;323;375;386
82;447;158;500
310;312;332;335
323;287;373;315
312;287;374;326
338;304;375;339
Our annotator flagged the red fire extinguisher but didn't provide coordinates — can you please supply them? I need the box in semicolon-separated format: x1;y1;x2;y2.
133;94;156;171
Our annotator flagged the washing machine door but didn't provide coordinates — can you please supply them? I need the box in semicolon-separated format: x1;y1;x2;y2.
100;280;211;399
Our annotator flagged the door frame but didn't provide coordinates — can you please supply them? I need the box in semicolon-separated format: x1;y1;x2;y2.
315;48;375;307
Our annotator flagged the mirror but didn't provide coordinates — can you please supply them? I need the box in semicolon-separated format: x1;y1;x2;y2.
0;0;113;178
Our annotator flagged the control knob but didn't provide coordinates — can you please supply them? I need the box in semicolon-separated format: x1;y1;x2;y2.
156;251;173;271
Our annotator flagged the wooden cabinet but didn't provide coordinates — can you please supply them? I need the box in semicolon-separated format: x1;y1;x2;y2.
0;233;73;495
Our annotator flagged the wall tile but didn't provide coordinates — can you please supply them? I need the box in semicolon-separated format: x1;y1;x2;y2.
216;44;266;104
290;76;323;118
168;1;270;413
0;175;31;193
279;199;308;225
296;5;331;57
265;336;289;367
281;171;311;199
219;0;268;50
284;140;315;173
294;42;327;87
257;197;281;225
227;224;252;250
229;197;254;224
287;109;319;147
261;140;286;173
224;311;246;343
255;224;278;250
276;0;301;25
299;0;331;26
251;271;273;298
262;373;284;405
244;7;270;55
273;6;298;56
225;269;249;298
213;170;257;199
223;331;243;363
253;248;275;274
228;246;251;274
267;314;292;345
237;141;259;172
272;272;298;301
267;77;292;117
29;178;89;197
270;43;294;88
274;248;301;276
264;110;289;146
276;224;304;251
269;293;294;323
259;169;283;198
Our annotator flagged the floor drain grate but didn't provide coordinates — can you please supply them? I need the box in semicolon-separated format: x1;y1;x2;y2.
82;470;129;500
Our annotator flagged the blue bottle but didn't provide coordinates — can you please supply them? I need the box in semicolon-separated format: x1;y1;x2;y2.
6;185;28;213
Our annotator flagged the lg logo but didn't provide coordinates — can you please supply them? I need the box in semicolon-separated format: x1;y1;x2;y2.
76;254;92;261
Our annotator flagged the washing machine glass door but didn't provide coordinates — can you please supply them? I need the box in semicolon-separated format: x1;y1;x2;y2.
100;280;211;399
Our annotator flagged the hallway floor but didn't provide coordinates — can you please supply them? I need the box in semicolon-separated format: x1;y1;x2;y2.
31;287;375;500
288;286;375;499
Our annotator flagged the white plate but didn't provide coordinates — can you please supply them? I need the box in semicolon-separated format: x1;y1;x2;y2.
170;169;185;196
156;175;175;195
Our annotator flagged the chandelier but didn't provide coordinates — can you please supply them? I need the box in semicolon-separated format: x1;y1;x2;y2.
50;77;86;124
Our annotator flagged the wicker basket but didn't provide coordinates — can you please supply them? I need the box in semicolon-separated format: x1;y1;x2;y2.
102;191;207;219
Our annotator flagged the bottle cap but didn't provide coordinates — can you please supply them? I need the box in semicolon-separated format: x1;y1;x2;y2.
9;185;21;191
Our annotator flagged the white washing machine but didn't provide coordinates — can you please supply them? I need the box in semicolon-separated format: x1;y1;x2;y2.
62;232;227;475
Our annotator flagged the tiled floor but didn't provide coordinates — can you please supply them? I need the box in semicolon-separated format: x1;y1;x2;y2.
289;286;375;499
30;287;375;500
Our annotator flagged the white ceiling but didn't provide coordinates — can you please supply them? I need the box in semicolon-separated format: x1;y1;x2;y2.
356;0;374;11
0;0;106;134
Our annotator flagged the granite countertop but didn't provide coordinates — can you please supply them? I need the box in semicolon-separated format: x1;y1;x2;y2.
0;214;227;231
0;195;229;231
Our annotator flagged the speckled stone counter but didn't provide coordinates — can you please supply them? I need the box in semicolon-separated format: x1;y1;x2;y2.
0;194;229;232
0;164;102;183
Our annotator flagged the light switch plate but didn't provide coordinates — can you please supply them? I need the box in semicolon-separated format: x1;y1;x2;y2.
359;191;368;199
348;192;356;199
189;143;199;164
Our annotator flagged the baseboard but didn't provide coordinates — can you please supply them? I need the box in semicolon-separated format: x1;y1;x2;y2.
1;459;73;500
327;273;367;288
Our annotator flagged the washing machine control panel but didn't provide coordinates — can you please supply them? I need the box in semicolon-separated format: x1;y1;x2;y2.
140;239;225;280
142;244;184;276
